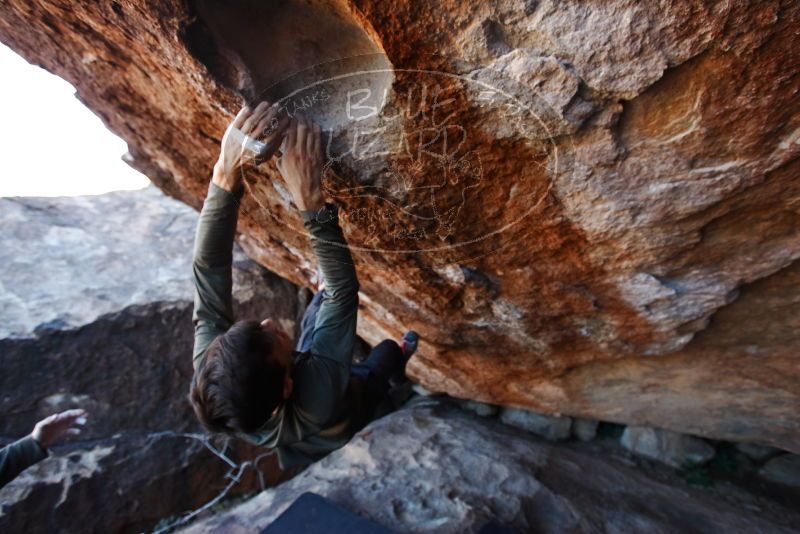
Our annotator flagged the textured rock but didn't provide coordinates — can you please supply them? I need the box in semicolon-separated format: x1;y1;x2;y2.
0;0;798;450
759;454;800;489
0;433;284;534
0;186;302;341
500;407;572;441
736;443;782;463
572;418;599;442
0;190;302;532
0;187;195;339
179;399;800;533
621;426;715;468
460;399;498;417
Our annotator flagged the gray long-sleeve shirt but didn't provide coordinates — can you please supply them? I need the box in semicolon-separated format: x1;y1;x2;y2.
0;435;47;489
192;183;363;467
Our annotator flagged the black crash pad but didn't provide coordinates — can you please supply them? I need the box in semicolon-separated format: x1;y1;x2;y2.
261;492;394;534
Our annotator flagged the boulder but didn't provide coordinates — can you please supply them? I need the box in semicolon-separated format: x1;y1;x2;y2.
0;0;798;452
179;399;800;534
736;443;783;463
0;187;197;339
759;454;800;489
460;400;498;417
620;426;715;468
499;407;572;441
0;189;302;532
0;433;284;534
572;418;599;442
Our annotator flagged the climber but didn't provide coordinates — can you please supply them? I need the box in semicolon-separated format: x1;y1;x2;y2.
0;409;88;489
188;102;418;469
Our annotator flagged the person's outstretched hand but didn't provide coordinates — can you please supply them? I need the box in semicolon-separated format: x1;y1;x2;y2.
31;409;89;450
277;116;325;212
213;102;290;192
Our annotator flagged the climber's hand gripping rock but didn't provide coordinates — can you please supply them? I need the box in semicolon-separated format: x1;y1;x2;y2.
212;102;290;192
276;115;325;212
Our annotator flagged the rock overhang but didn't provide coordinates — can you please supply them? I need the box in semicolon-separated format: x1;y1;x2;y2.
189;0;394;131
0;0;797;451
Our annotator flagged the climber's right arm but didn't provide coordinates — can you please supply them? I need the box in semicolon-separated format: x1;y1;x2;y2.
191;181;243;369
192;102;289;369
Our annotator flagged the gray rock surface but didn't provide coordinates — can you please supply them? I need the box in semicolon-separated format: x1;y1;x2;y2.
736;443;783;463
0;187;201;339
0;189;303;532
621;426;715;468
759;454;800;489
0;432;283;534
460;399;498;417
500;407;572;441
572;418;599;442
180;398;800;534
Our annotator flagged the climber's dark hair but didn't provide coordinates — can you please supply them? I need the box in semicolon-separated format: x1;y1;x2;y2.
189;320;285;434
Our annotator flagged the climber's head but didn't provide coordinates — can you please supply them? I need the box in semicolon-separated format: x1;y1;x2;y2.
189;319;294;434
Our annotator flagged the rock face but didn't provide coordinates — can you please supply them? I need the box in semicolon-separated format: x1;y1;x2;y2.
0;189;302;532
620;426;716;468
0;1;798;450
179;398;800;534
499;407;572;441
0;187;197;339
736;443;782;463
0;433;279;534
759;454;800;490
572;418;599;442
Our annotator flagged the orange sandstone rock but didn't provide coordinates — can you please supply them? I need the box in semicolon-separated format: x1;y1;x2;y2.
0;0;797;450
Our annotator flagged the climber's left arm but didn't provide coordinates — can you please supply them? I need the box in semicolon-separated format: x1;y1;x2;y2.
274;117;359;427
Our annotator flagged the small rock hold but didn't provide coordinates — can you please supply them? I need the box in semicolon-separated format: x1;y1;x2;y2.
412;384;433;396
499;407;572;441
620;426;715;468
460;400;498;417
572;418;599;442
758;454;800;489
735;442;782;463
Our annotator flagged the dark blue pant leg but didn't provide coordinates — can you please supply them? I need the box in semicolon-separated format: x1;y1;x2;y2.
351;339;405;402
299;292;405;413
295;290;325;353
